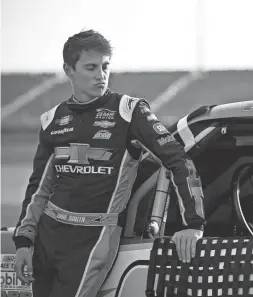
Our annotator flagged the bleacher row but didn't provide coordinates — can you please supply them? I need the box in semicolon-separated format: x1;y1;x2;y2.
2;70;253;132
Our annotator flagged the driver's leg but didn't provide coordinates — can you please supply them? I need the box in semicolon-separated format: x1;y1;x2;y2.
50;225;122;297
32;224;54;297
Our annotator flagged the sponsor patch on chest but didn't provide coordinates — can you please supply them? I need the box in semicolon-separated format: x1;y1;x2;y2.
51;127;74;135
55;115;73;125
55;165;113;175
96;108;116;120
93;121;116;128
54;143;113;164
93;130;112;140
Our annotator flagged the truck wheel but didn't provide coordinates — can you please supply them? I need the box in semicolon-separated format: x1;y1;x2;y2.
232;164;253;236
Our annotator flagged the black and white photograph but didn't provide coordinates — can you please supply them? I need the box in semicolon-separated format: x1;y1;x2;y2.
1;1;253;296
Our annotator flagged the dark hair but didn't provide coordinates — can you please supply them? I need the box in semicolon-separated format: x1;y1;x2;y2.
63;29;113;69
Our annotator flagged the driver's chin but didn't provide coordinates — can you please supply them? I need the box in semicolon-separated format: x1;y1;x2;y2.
89;87;107;98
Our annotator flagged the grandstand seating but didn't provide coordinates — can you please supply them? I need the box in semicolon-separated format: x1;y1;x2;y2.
2;70;253;132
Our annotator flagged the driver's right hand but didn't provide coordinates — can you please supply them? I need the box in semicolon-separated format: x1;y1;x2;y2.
15;247;35;285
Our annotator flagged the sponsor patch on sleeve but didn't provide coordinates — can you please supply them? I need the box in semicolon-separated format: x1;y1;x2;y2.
147;113;158;121
157;134;175;146
126;97;139;111
119;95;143;122
139;102;151;114
153;123;169;135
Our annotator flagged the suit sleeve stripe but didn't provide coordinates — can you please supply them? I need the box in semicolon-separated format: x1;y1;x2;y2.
15;154;54;238
119;95;141;123
176;115;196;151
133;139;189;226
40;104;60;130
168;171;188;226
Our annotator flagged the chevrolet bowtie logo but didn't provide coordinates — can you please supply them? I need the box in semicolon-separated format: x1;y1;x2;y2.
54;143;112;164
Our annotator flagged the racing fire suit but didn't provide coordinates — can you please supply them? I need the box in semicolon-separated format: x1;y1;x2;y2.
13;89;205;297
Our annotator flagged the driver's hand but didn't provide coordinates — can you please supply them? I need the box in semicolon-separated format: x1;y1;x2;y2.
172;229;203;263
15;247;35;285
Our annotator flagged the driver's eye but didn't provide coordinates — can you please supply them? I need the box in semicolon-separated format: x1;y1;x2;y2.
86;66;95;71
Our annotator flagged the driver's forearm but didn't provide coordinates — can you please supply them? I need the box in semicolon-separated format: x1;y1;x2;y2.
166;158;205;230
130;101;205;230
13;153;55;249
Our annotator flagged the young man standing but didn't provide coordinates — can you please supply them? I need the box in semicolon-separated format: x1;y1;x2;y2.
13;29;205;297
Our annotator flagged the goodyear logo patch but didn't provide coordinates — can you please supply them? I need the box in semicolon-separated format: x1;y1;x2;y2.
51;127;74;135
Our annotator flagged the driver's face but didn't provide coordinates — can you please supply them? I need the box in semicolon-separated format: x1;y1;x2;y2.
65;50;111;98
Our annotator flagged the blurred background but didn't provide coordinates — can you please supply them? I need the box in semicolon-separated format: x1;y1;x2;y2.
1;0;253;227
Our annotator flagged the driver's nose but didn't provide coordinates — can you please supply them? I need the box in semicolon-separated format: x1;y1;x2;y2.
95;67;104;81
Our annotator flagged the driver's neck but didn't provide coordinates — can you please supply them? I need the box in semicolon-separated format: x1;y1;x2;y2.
72;90;98;104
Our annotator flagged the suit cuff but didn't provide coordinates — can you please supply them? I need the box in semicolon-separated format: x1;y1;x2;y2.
188;224;204;232
13;236;33;250
180;223;204;232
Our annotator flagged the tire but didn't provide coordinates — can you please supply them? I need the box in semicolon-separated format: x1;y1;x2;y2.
232;164;253;236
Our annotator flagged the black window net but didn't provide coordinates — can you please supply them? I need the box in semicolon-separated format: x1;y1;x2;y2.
146;237;253;297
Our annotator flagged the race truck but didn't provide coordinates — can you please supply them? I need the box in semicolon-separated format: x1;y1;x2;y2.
1;100;253;297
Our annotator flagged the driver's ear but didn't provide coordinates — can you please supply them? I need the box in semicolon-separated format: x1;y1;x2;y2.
63;63;74;78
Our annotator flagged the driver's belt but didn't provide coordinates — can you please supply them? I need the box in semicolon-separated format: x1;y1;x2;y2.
44;201;119;226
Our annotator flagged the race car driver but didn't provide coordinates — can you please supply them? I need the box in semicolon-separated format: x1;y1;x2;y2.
13;29;205;297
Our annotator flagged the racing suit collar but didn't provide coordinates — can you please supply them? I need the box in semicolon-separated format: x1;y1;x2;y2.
67;89;111;111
